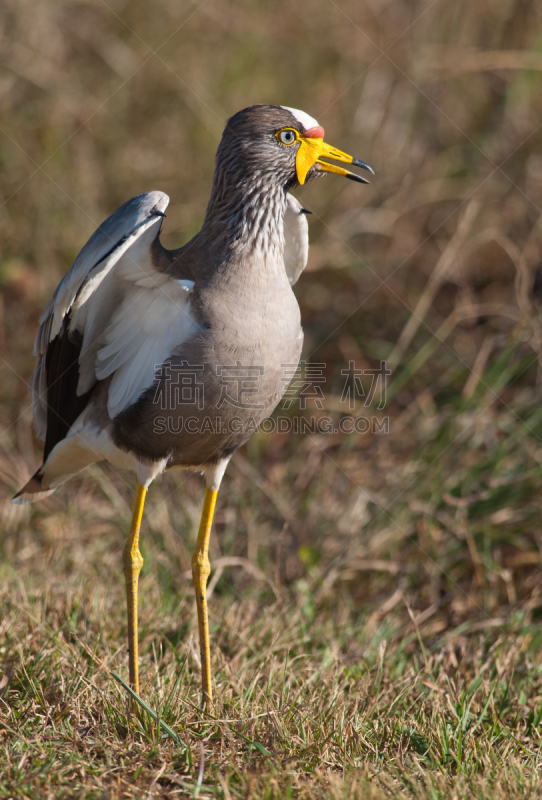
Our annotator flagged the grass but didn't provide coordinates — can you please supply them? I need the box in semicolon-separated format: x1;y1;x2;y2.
2;379;542;798
2;0;542;796
0;585;541;799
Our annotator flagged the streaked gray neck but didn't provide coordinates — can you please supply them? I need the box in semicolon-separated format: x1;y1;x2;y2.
203;173;287;263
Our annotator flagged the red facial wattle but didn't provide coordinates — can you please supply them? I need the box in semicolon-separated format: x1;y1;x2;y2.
303;125;325;139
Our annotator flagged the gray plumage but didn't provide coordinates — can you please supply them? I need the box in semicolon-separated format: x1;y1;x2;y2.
14;104;371;503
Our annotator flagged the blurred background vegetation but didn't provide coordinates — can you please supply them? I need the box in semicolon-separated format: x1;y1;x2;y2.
2;0;542;795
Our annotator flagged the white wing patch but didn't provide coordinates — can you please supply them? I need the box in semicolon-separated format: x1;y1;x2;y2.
95;280;198;418
72;215;199;418
73;219;168;395
31;192;170;439
281;106;319;131
30;191;203;431
38;192;169;346
283;194;309;286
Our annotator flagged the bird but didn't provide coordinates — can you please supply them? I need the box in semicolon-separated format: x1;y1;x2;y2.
12;105;373;705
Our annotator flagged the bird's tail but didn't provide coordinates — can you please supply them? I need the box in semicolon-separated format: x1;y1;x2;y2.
11;468;57;505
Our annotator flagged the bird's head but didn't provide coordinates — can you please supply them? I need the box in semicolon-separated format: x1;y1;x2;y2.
215;104;373;191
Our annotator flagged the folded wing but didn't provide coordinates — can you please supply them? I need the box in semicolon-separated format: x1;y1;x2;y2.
31;191;197;458
283;193;309;286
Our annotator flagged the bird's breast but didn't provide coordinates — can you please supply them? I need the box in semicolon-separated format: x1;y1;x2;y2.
112;266;303;467
199;266;302;365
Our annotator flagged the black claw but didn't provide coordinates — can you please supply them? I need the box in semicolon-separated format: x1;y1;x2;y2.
352;158;375;175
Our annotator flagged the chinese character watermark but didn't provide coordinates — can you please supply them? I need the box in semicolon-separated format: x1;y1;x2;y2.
216;362;264;409
153;361;205;410
151;359;392;434
281;361;326;409
340;360;391;410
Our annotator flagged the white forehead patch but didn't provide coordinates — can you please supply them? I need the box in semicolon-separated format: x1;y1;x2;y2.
281;106;319;131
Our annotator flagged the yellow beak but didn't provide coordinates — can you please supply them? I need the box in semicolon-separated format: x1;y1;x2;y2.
296;137;374;186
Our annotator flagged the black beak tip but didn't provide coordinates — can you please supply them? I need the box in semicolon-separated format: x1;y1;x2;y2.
345;173;370;185
352;158;375;176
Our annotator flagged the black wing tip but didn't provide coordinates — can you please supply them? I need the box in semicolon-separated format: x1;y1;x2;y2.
11;471;45;504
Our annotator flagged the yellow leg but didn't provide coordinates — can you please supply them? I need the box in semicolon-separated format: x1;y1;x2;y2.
191;488;218;706
123;483;146;694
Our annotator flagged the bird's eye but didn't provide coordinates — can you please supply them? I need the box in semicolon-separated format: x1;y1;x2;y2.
277;129;298;146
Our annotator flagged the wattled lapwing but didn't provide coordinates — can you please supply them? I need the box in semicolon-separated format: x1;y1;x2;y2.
13;105;373;704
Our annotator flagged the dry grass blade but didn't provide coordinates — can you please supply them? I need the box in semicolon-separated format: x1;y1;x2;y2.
388;201;480;370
